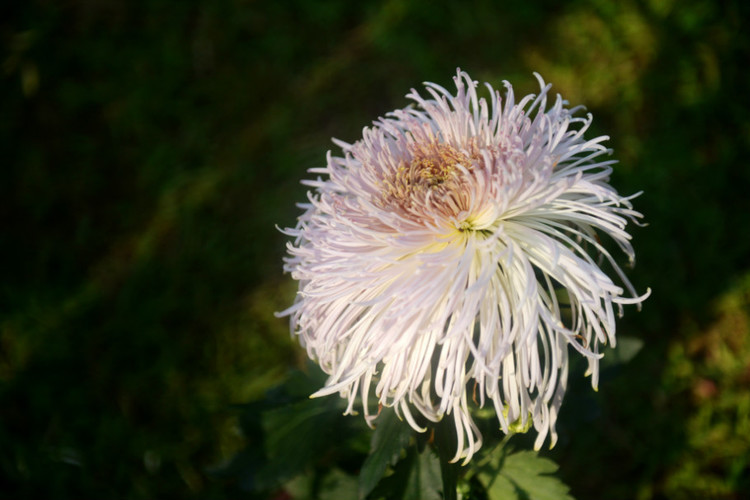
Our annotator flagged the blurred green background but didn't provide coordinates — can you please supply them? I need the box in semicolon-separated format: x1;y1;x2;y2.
2;0;749;498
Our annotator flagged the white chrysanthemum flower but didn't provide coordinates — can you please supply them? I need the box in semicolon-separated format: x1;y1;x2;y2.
279;69;648;463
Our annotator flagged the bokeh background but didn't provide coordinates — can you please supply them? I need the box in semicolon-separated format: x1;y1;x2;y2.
2;0;749;498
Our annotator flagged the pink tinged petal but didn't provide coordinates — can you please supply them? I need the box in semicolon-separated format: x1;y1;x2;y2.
278;68;647;461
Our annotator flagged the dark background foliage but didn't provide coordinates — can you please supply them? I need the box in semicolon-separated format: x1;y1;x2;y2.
1;0;749;498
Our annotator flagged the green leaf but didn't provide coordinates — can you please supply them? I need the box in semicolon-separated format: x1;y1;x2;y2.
257;395;352;490
282;473;315;499
320;468;360;500
359;408;414;499
403;449;442;500
608;335;644;366
434;416;460;500
483;473;518;499
480;450;575;500
219;367;367;493
368;445;443;500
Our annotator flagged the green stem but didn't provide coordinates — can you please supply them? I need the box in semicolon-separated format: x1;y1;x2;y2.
434;417;459;500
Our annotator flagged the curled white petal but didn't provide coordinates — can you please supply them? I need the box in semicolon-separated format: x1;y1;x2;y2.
279;69;647;462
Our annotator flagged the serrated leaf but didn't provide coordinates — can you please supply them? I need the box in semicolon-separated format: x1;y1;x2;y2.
482;473;518;500
224;366;363;493
369;446;443;500
503;451;573;500
257;397;346;489
403;449;442;500
480;450;574;500
359;408;414;499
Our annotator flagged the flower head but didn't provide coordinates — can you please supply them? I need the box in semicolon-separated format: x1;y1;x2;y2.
279;70;648;463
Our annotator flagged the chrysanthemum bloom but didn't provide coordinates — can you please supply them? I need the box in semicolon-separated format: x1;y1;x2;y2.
280;70;648;463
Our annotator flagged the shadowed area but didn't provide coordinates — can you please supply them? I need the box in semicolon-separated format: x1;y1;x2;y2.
1;0;748;498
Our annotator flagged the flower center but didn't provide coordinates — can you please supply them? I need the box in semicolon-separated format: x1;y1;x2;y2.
379;142;474;210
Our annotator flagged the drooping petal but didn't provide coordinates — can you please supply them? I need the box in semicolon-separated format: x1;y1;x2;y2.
279;69;648;462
